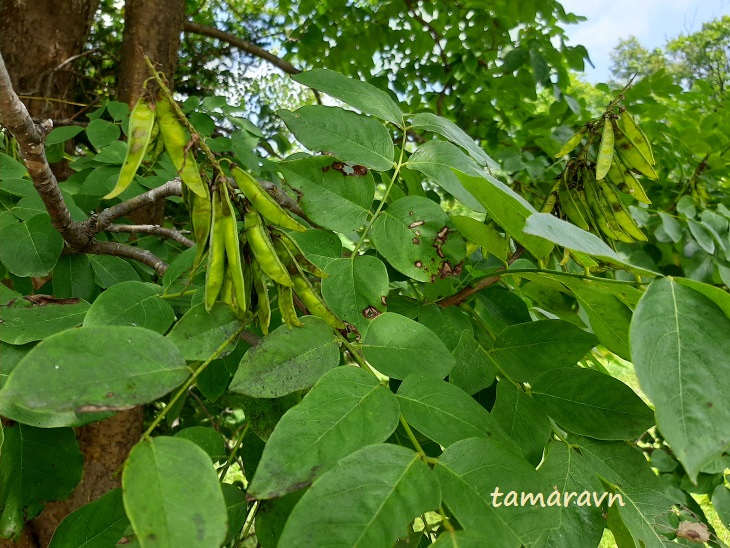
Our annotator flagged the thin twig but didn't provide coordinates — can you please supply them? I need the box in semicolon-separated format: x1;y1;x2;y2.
437;247;525;307
107;223;195;247
92;179;183;226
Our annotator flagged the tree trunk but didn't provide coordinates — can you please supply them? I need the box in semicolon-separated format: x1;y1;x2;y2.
118;0;185;104
0;0;100;181
117;0;186;224
0;0;99;120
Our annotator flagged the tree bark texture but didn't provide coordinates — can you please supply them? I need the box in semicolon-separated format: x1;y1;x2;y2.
0;1;174;545
0;0;100;120
117;0;186;224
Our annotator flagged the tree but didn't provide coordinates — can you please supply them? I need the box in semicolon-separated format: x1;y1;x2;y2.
1;2;730;547
609;36;667;82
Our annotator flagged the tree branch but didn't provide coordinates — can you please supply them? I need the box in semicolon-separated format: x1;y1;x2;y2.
92;179;183;227
0;51;92;250
437;247;525;307
106;223;195;247
183;21;300;75
86;241;168;274
0;50;171;276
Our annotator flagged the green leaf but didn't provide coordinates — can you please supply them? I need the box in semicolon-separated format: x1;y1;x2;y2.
0;424;82;539
578;439;676;547
321;256;389;332
523;213;657;275
90;255;141;287
288;229;343;271
450;330;495;395
240;393;301;442
84;281;175;334
417;304;472;352
569;281;633;360
529;49;550;83
712;484;730;531
49;488;130;548
229;316;339;398
52;255;95;301
489;320;597;382
86;119;121;149
256;492;302;548
687;219;715;254
278;444;440;547
658;212;682;242
491;382;551;466
0;214;64;276
0;326;188;413
406;140;486;212
538;442;606;548
435;437;559;547
456;172;553;260
0;153;27;179
630;278;730;481
45;126;85;146
292;69;403;126
122;437;227;548
221;484;248;545
397;373;515;449
531;368;654;440
247;366;400;500
433;530;489;547
450;215;509;261
280;106;394;170
174;427;226;461
362;312;455;379
278;157;375;233
676;195;696;218
410;113;497;169
166;303;241;361
371;196;465;283
0;298;90;344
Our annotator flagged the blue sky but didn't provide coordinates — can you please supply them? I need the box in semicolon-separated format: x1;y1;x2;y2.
560;0;730;82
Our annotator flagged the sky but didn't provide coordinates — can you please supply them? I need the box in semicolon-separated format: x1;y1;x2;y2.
560;0;730;82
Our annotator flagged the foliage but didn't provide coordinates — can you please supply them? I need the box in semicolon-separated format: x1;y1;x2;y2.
1;5;730;548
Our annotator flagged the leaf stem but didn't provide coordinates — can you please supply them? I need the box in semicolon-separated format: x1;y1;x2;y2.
400;415;426;455
219;423;249;480
351;130;408;259
140;324;246;441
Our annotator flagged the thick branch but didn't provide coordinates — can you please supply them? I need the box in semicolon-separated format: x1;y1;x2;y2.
0;51;92;250
183;21;300;75
107;223;195;247
438;247;525;307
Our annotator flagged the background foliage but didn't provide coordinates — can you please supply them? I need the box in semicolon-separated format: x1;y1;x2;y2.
0;1;729;547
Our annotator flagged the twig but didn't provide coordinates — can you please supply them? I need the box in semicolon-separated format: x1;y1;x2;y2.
92;179;183;227
183;21;300;75
437;247;525;307
106;223;195;248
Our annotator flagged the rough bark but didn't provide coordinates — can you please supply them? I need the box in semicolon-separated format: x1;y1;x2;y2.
0;2;181;544
117;0;185;225
0;0;99;120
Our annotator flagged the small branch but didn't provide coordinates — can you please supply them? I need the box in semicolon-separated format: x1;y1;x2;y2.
107;224;195;248
31;117;87;127
92;179;183;227
183;21;300;76
438;247;525;307
239;330;262;347
87;241;168;275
